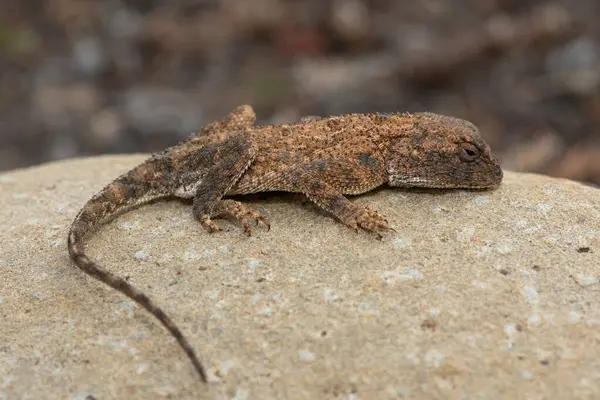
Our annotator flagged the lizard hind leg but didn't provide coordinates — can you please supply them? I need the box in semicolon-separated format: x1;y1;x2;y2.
275;140;391;236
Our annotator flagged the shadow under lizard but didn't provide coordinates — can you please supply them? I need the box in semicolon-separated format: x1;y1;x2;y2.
67;105;503;383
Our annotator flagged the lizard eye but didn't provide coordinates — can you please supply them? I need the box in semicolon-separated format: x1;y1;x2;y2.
459;143;480;162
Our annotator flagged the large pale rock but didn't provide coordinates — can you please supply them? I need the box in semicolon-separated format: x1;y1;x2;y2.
1;155;599;399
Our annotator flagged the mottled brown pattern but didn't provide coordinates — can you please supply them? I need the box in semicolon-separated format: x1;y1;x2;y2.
67;104;502;384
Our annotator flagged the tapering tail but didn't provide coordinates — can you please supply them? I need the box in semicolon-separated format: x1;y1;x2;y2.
68;206;207;382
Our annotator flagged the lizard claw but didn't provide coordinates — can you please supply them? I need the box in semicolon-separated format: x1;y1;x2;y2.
257;215;270;231
199;215;223;232
239;208;269;236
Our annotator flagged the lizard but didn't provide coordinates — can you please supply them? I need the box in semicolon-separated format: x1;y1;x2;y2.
67;104;503;383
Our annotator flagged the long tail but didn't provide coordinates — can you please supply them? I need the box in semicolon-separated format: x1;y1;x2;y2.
67;174;207;382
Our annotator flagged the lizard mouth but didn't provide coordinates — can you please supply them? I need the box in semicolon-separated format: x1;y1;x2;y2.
390;176;501;190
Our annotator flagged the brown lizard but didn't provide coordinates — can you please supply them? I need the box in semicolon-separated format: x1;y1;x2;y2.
67;105;503;383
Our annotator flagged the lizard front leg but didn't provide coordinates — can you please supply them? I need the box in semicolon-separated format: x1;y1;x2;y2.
299;178;390;234
278;144;391;234
191;133;268;233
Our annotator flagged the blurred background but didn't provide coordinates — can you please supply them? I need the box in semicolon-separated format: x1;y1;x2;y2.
1;0;599;185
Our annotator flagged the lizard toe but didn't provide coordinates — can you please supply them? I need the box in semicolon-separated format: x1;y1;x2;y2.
214;199;270;235
240;217;254;236
199;216;223;233
353;203;391;235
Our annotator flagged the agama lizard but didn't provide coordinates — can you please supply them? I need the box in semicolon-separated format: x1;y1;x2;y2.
67;105;503;383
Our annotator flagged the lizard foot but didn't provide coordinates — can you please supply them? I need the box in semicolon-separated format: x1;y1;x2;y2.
201;199;270;235
197;214;223;233
349;203;391;238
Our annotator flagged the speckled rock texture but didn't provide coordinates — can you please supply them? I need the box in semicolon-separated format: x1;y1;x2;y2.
1;155;599;400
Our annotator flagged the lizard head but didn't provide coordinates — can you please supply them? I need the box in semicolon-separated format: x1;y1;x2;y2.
384;112;503;189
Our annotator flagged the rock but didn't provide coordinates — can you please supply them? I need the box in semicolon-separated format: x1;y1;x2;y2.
0;155;599;399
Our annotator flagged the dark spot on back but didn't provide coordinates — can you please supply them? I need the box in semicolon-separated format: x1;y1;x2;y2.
276;150;291;162
358;152;379;171
314;158;326;173
411;133;425;148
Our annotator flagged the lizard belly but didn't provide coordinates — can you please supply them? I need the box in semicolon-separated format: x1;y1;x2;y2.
227;169;285;195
